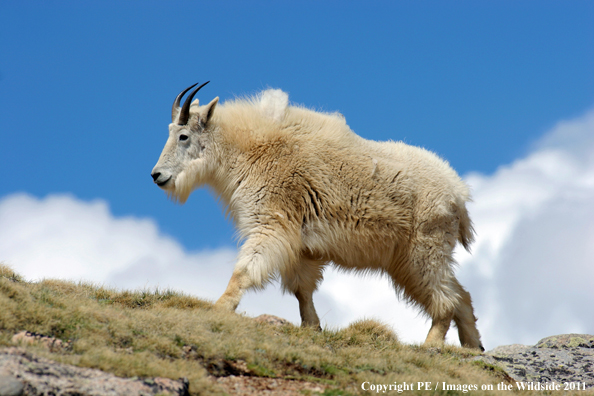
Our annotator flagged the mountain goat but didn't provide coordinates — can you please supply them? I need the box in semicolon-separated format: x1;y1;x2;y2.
151;82;483;350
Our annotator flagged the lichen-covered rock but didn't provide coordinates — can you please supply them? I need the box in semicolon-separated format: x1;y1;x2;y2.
474;334;594;387
536;334;594;349
0;348;189;396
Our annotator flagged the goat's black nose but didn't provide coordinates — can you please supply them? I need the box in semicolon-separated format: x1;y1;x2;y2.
151;172;161;182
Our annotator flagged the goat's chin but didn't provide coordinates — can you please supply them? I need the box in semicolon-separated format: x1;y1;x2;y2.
156;177;172;189
168;172;195;204
166;159;209;204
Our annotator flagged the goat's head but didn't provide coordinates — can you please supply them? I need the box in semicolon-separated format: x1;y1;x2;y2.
151;82;219;203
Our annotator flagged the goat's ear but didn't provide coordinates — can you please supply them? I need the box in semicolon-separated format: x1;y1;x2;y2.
199;97;218;126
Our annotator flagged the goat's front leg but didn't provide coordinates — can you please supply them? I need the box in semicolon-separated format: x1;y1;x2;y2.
215;230;297;311
280;258;325;329
215;268;254;312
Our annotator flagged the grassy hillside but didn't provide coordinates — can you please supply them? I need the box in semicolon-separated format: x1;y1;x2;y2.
0;263;531;395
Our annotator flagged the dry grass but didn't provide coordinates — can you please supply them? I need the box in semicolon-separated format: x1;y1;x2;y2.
0;263;549;395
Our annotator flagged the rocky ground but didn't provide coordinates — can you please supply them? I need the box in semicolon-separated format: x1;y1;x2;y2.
474;334;594;388
0;346;326;396
1;329;592;395
0;347;189;396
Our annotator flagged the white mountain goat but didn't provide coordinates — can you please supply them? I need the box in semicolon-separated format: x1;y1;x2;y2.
151;82;483;350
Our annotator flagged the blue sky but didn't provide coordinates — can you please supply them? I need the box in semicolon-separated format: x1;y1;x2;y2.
1;2;594;348
2;1;593;249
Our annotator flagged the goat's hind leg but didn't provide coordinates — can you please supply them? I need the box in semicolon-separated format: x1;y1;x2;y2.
425;311;454;346
390;271;456;347
422;277;484;350
452;279;484;350
396;267;457;346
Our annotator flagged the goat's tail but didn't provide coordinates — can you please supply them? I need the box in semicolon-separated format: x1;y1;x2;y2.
458;205;475;252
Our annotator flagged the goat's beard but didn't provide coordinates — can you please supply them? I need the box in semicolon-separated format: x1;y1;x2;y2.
167;159;207;204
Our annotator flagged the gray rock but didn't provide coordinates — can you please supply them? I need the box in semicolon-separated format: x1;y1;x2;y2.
0;348;189;396
474;334;594;388
0;372;24;396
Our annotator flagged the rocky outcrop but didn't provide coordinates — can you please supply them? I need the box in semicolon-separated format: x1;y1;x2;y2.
0;348;189;396
475;334;594;388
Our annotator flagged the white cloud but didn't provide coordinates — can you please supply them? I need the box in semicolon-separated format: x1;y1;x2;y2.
456;108;594;348
0;193;232;300
1;108;593;349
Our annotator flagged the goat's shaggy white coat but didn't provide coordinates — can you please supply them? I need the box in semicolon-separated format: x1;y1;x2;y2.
152;88;483;349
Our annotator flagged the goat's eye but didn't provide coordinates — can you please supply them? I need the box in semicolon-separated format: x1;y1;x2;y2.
179;134;189;141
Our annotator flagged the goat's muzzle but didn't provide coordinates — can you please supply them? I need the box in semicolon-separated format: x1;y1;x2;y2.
151;171;171;187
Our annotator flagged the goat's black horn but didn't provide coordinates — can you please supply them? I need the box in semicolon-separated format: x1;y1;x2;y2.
171;83;199;123
178;81;210;126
